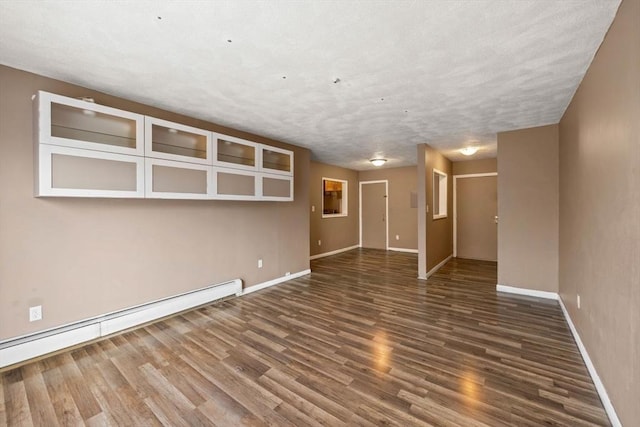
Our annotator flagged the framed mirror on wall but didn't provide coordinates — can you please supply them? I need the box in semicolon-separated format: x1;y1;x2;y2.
322;177;348;217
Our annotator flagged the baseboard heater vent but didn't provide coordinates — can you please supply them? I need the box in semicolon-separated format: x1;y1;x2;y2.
0;279;242;369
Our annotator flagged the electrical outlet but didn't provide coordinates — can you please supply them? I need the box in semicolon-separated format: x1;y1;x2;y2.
577;294;581;309
285;272;291;276
395;234;400;240
29;305;42;322
258;259;263;268
318;240;321;246
311;205;315;212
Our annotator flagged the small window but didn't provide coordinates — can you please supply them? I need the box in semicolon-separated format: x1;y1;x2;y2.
433;169;447;219
322;178;348;217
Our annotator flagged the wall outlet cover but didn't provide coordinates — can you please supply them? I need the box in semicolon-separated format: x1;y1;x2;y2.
29;305;42;322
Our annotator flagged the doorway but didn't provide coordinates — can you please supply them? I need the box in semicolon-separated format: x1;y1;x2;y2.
454;173;497;261
359;181;388;249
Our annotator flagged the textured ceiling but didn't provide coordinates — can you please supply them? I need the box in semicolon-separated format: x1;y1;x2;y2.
0;1;620;169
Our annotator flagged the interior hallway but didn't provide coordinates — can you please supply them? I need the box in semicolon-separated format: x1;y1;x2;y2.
0;250;609;426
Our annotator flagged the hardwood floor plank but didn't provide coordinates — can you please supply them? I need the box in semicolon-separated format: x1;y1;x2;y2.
21;364;58;427
41;365;84;426
0;249;612;426
3;370;33;426
0;369;6;427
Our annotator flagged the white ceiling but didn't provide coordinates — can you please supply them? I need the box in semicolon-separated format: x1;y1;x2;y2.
0;1;620;169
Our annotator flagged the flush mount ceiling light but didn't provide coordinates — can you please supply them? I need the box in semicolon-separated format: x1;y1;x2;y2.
460;146;479;156
370;158;387;167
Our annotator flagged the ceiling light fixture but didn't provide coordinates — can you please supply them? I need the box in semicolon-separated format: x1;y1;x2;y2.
370;158;387;167
460;146;479;156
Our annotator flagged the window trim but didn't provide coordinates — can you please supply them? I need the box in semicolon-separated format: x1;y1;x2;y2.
322;177;348;218
433;168;448;219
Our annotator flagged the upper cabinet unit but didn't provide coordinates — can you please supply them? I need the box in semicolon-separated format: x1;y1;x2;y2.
212;133;294;176
35;144;145;198
34;91;295;201
144;117;212;165
261;145;293;176
213;133;258;171
35;91;144;156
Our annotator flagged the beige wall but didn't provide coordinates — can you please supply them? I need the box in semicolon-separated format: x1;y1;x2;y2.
309;162;359;256
358;166;418;251
558;0;639;423
452;158;497;175
417;144;453;277
497;124;559;292
0;65;310;340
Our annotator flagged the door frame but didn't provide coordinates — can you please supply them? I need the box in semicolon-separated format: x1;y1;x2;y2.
359;180;389;249
453;173;497;257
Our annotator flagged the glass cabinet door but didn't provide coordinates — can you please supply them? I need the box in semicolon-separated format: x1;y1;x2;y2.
37;91;144;156
213;167;257;200
261;146;293;175
214;134;258;171
36;144;145;198
145;117;212;165
145;158;211;199
261;174;293;201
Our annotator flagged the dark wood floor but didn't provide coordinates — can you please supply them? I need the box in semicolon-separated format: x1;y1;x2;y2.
1;249;610;426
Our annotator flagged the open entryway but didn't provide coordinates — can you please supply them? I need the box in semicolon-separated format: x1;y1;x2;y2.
454;173;498;261
359;180;388;249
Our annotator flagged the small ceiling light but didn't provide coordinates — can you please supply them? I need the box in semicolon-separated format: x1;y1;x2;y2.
460;146;479;156
168;128;178;134
370;158;387;167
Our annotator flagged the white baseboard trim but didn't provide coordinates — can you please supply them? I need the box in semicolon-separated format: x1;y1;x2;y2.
241;269;311;295
310;245;359;260
496;284;559;300
422;254;453;279
387;247;419;254
558;298;621;427
0;279;242;369
495;284;620;427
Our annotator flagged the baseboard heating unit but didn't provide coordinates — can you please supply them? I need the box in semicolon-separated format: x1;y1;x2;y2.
0;279;242;368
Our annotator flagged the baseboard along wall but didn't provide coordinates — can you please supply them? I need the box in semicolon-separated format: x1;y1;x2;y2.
418;254;453;280
496;284;621;427
387;247;419;254
0;269;311;369
309;245;360;260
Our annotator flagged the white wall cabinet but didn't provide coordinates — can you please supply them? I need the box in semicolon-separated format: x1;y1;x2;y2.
261;145;293;176
35;91;144;156
36;145;145;198
145;158;212;200
144;117;212;165
261;173;293;201
213;167;259;200
213;133;260;172
34;91;294;201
